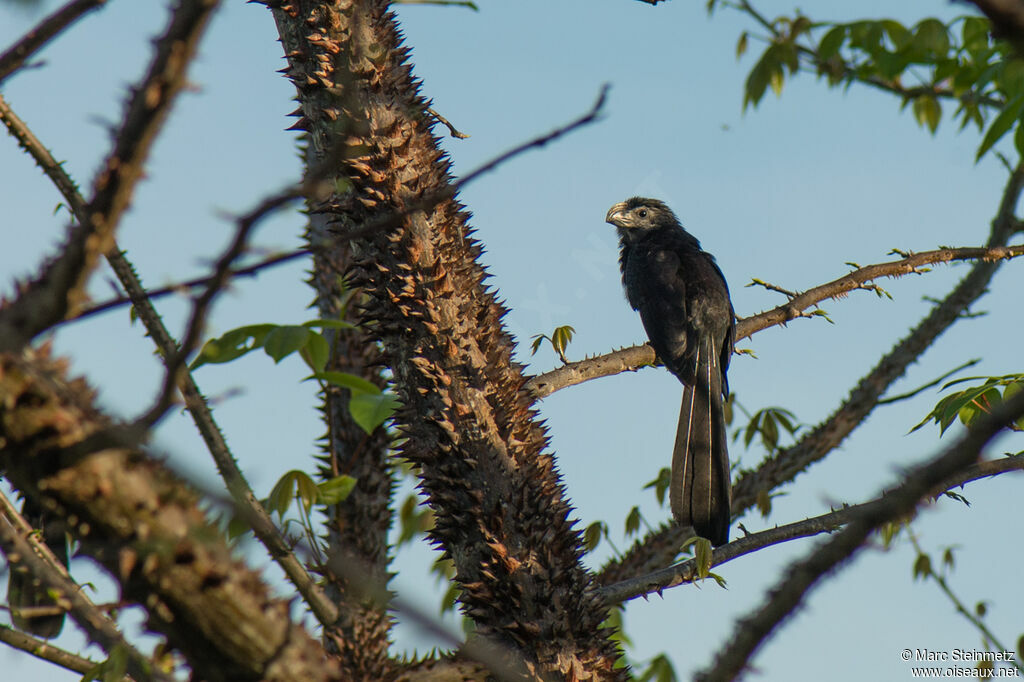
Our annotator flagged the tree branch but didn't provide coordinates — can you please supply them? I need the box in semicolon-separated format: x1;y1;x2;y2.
0;625;113;679
0;0;107;85
136;187;301;428
0;0;219;351
695;392;1024;682
527;244;1024;399
59;248;310;326
598;453;1024;604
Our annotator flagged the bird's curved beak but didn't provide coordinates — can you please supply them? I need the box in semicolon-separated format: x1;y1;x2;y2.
605;202;628;227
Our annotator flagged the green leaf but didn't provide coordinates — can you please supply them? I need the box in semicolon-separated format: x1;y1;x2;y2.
962;16;990;55
999;59;1024;97
529;334;546;356
638;654;676;682
303;318;358;330
913;18;950;56
744;45;784;109
912;95;941;134
267;470;316;517
299;331;329;373
317;475;357;505
264;325;313;364
584;521;604;552
882;20;911;51
294;472;319;513
349;391;400;433
976;93;1024;161
190;323;277;370
942;546;956;570
625;506;641;537
818;25;847;60
1004;382;1024;429
313;371;382;395
694;537;713;579
912;553;932;580
551;325;575;355
440;583;460;614
736;31;748;59
225;513;251;542
643;467;671;506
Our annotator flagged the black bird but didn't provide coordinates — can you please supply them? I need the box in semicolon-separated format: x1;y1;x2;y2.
606;197;734;545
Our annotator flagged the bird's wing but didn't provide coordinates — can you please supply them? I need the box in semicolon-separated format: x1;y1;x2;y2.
636;247;698;382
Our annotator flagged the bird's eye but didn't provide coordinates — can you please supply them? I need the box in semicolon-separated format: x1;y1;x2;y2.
637;209;648;218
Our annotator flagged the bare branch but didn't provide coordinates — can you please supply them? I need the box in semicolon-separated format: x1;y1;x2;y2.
135;187;301;428
326;83;610;245
0;0;219;351
0;0;107;85
427;105;469;139
695;392;1024;682
527;243;1024;399
0;624;112;679
907;529;1024;675
738;244;1024;339
61;248;310;326
598;454;1024;604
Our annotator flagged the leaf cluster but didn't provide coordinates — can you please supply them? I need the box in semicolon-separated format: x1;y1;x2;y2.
739;10;1024;161
913;373;1024;435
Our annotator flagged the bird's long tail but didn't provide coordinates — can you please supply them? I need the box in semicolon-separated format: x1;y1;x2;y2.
670;337;731;546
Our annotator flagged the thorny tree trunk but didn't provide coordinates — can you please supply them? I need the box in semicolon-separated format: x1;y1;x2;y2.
271;0;624;678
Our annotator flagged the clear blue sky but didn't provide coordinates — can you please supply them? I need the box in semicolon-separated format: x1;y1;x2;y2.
1;0;1022;679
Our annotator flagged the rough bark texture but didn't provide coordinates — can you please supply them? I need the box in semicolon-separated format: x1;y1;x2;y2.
271;1;623;678
0;347;340;682
310;208;396;676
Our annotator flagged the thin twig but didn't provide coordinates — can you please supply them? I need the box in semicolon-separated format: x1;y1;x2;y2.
62;248;310;326
695;392;1024;682
907;530;1024;674
136;187;302;428
328;84;609;243
877;358;981;405
0;625;114;679
0;0;107;85
0;0;220;351
598;454;1024;604
427;105;469;139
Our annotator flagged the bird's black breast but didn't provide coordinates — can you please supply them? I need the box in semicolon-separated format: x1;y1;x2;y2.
619;227;733;382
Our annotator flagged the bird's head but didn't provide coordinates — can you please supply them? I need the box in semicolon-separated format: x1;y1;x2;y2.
605;197;680;237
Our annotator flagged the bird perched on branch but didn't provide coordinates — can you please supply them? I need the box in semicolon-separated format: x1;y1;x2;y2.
606;197;735;545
